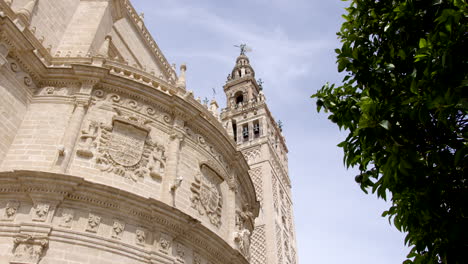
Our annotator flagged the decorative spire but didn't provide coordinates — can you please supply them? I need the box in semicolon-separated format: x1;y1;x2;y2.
176;64;187;89
97;35;112;58
16;0;37;24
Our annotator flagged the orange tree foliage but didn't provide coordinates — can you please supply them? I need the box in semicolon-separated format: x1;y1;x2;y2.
312;1;467;263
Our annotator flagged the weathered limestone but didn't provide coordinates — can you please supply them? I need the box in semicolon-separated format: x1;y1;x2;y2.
0;0;297;263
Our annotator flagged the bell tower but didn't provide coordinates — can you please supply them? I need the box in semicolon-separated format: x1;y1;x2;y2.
221;49;298;264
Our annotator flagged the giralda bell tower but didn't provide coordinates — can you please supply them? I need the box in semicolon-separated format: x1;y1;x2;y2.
221;48;299;264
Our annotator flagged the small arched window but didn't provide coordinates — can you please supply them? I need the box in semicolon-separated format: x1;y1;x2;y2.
235;92;244;105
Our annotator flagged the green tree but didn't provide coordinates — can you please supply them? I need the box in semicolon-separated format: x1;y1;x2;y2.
312;0;467;263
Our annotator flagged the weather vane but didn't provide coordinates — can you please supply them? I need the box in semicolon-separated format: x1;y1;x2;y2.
234;43;252;55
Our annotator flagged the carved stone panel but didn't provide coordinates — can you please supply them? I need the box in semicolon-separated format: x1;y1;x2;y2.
190;164;223;227
135;228;146;246
193;252;203;264
86;213;101;233
158;233;172;254
3;201;20;221
32;203;50;222
234;204;254;260
11;234;49;264
76;114;166;182
112;220;125;239
175;243;186;263
234;229;251;260
59;209;74;228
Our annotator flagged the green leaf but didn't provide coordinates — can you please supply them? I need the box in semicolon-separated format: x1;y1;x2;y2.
419;38;427;48
379;120;391;130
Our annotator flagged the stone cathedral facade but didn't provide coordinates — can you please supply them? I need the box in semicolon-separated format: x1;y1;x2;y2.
0;0;298;264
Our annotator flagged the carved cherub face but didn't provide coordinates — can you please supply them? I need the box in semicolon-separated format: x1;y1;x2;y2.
5;202;19;217
136;230;145;242
88;215;101;227
113;222;124;234
35;204;50;217
6;207;17;217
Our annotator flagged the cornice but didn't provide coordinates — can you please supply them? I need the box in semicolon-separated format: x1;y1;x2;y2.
0;170;249;264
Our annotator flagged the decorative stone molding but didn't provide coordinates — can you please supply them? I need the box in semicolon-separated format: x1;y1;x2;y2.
31;203;50;222
112;220;125;239
190;165;223;227
59;208;74;228
3;201;20;221
11;234;48;264
86;213;101;233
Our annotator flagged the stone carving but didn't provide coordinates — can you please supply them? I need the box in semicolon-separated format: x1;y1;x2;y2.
190;165;223;227
112;220;125;239
4;201;20;221
37;86;69;96
10;62;19;72
86;213;101;233
175;243;185;263
32;203;50;222
24;76;32;87
76;121;99;158
234;229;251;259
234;204;254;259
193;252;202;264
135;229;146;245
158;234;171;254
77;114;166;182
59;209;74;228
12;234;49;264
243;147;261;164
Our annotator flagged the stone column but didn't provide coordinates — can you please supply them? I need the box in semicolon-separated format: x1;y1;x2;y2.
162;117;185;205
56;80;96;173
57;96;89;173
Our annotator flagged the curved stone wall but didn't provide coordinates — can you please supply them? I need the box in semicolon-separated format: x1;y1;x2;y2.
0;1;259;263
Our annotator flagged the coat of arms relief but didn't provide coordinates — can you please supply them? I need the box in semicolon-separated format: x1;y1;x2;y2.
190;164;223;227
76;113;166;182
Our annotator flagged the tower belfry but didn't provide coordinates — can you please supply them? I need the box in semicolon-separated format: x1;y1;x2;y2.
221;52;298;264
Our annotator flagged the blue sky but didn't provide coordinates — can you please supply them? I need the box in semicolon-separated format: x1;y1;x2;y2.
131;0;409;263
